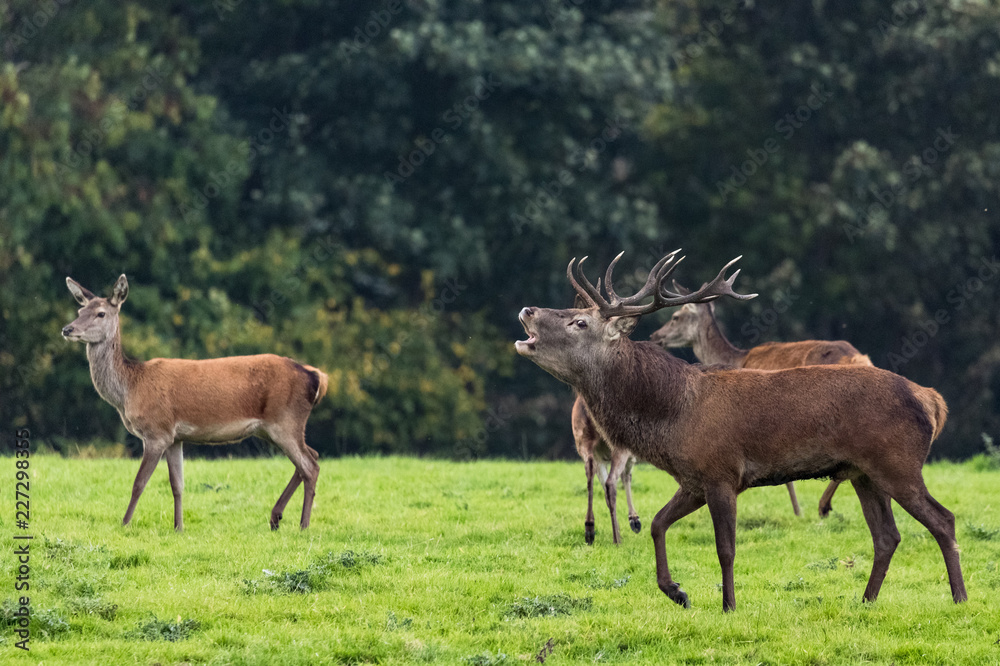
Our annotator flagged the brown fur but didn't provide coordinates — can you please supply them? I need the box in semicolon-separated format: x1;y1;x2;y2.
516;256;966;612
651;301;874;517
63;275;328;531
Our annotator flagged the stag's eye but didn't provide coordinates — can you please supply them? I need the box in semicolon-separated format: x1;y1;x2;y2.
97;312;106;318
574;320;587;329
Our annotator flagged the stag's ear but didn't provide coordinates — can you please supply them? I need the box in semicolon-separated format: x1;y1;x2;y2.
573;294;589;309
109;274;129;306
605;315;639;341
66;278;95;305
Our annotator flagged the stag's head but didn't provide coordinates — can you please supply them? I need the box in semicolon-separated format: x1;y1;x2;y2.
515;251;755;384
648;282;714;348
62;275;129;344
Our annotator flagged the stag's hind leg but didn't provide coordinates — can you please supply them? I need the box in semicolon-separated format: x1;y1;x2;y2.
705;485;739;612
889;483;967;603
818;479;841;518
851;475;900;602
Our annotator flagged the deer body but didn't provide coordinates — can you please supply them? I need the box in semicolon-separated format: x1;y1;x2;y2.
651;299;874;516
63;275;327;531
516;251;966;611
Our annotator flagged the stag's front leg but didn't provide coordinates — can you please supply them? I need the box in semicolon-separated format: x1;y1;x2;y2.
705;485;738;612
122;438;170;527
163;442;185;531
651;487;706;608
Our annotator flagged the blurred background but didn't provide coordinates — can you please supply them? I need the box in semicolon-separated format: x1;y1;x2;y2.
1;0;997;460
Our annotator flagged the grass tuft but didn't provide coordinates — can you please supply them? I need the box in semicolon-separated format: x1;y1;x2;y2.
965;522;1000;541
132;614;201;642
243;550;383;594
502;594;592;619
462;650;508;665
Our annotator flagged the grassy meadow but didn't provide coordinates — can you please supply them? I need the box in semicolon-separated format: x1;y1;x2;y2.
2;455;999;665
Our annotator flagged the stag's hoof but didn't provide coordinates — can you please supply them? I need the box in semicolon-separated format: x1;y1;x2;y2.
584;522;595;545
661;581;690;609
269;513;282;531
629;517;642;533
818;504;832;519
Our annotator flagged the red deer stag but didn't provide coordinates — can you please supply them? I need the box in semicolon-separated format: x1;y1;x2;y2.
62;275;328;532
650;286;874;517
515;251;965;611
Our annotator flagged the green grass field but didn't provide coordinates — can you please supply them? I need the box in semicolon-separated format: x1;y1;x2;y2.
2;455;999;665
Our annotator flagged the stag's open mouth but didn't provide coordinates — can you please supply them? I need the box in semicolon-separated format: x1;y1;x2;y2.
515;311;537;354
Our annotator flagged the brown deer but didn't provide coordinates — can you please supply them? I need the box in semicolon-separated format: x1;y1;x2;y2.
650;288;874;518
62;275;328;532
572;395;640;545
515;251;966;611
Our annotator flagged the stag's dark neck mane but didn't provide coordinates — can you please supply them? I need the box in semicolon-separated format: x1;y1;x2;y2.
575;339;698;463
693;311;748;367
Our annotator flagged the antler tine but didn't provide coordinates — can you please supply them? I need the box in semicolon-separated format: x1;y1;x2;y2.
567;258;598;308
583;251;754;318
603;251;626;304
657;255;757;306
567;257;607;308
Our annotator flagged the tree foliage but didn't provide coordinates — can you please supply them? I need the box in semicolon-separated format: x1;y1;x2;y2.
1;0;997;458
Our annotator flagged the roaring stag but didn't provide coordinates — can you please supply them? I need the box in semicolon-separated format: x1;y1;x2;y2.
650;286;874;517
515;251;965;611
63;275;328;531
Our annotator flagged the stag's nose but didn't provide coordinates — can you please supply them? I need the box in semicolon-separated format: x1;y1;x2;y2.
520;307;535;319
62;325;74;337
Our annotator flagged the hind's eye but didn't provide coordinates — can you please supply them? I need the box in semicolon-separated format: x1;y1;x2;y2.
97;312;106;318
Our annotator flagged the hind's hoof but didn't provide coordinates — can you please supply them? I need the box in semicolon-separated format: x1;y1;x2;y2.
629;517;642;533
584;522;595;545
269;513;282;531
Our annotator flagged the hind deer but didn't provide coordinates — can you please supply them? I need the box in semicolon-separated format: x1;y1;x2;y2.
62;275;328;532
650;286;873;517
515;250;965;611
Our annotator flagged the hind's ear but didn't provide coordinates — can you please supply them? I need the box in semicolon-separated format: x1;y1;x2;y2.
66;278;95;305
109;274;129;306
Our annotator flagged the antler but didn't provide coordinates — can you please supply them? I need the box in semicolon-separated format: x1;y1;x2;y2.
567;250;757;318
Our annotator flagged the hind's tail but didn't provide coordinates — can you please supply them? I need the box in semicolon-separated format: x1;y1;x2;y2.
915;386;949;441
303;364;329;406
